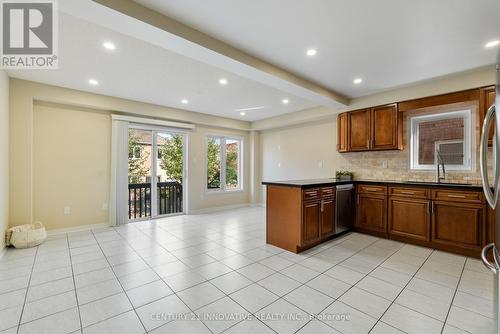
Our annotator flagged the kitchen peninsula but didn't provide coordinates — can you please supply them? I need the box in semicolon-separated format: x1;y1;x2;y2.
263;179;491;257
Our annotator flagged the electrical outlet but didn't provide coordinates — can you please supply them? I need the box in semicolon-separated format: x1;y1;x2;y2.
382;161;388;169
318;161;324;168
63;207;71;215
102;203;108;211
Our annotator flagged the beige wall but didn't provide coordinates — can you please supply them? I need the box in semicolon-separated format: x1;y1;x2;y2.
33;103;111;229
0;71;8;249
10;79;253;229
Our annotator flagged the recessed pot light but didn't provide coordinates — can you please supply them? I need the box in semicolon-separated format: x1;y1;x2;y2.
306;49;317;56
282;99;289;104
219;78;228;85
181;99;188;104
103;41;116;50
240;112;246;116
88;79;99;85
353;78;363;84
485;40;500;48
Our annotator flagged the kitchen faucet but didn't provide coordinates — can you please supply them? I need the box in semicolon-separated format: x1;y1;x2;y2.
436;149;446;183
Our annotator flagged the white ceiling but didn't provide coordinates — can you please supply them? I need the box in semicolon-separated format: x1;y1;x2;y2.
6;12;316;121
136;0;500;98
6;0;500;123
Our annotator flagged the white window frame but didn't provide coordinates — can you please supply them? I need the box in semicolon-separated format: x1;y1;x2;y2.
130;146;141;160
409;109;473;171
205;135;244;193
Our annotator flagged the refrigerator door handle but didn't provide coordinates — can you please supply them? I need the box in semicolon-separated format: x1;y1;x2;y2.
480;105;499;209
481;243;500;274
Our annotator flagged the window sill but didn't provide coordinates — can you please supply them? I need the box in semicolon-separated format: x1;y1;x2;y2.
205;189;245;195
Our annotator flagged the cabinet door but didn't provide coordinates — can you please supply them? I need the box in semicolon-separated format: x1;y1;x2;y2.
431;201;486;251
303;201;321;245
348;109;370;151
337;113;348;152
389;198;430;241
355;194;387;233
320;199;335;238
479;86;496;146
371;104;400;150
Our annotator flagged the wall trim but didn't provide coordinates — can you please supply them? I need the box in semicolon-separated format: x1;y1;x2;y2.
46;222;110;236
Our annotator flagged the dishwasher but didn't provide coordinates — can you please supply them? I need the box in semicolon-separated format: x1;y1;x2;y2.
335;184;354;234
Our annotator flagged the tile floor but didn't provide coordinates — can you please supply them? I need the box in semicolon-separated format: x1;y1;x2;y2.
0;207;496;334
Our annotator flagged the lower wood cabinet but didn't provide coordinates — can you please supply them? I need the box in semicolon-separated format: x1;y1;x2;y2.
303;201;321;245
355;193;387;234
389;197;430;241
432;201;486;252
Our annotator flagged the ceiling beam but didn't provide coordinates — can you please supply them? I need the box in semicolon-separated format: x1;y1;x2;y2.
91;0;349;107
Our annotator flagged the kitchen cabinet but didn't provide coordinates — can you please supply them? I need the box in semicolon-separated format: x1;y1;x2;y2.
337;112;348;152
303;201;321;244
348;109;371;151
265;179;490;257
371;104;401;150
479;86;496;146
355;184;387;235
389;199;430;242
339;104;402;153
265;184;336;253
388;186;430;242
431;201;486;252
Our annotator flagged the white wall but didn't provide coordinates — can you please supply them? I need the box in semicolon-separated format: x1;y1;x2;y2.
0;71;9;249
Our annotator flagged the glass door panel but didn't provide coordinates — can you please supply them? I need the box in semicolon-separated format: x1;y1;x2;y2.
156;132;184;216
128;129;152;220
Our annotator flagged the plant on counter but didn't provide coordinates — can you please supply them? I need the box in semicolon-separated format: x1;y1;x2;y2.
335;170;354;180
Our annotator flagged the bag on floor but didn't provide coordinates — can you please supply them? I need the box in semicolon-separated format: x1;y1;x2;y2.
5;222;47;248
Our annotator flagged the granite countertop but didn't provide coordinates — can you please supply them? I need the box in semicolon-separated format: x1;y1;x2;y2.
261;178;483;190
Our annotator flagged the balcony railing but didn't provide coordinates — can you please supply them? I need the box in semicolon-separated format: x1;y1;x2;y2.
128;181;183;220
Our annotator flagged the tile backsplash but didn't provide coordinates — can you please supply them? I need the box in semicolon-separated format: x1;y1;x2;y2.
336;102;493;185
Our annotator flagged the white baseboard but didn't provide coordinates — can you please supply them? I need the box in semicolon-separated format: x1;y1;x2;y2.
189;203;264;215
47;222;110;236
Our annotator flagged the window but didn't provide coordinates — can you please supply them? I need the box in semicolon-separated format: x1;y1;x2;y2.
206;136;242;191
129;146;141;159
410;109;472;170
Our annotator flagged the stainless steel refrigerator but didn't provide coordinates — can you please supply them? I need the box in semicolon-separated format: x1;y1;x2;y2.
480;53;500;333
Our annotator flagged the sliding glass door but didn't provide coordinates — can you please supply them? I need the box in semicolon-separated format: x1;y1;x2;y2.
127;126;186;221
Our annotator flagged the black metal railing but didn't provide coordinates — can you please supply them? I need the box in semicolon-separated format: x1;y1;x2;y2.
128;181;183;219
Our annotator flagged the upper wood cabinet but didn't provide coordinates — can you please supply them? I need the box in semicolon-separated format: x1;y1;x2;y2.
348;109;371;151
337;112;348;153
339;104;402;153
371;104;401;150
479;86;496;146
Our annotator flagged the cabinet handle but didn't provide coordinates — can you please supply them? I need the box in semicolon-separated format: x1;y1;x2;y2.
427;202;431;214
321;200;324;212
364;188;379;192
400;191;415;195
447;194;467;199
